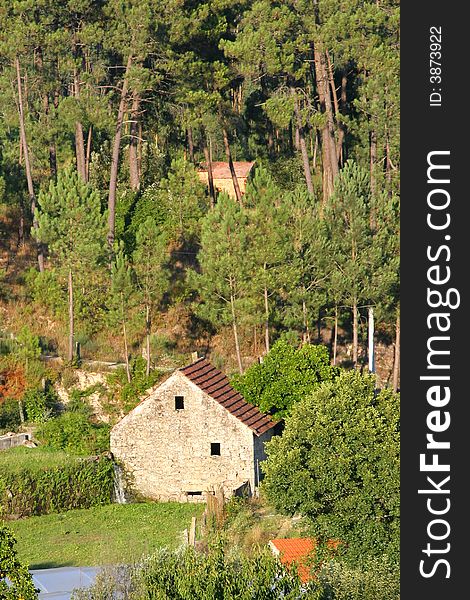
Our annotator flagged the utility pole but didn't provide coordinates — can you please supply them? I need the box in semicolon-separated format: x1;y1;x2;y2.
368;307;375;373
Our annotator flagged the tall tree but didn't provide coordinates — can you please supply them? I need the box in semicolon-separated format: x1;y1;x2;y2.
133;217;169;376
34;169;107;362
190;194;253;373
110;248;135;382
323;161;375;367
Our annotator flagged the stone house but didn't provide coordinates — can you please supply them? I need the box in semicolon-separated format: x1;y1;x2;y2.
110;357;279;502
197;161;255;199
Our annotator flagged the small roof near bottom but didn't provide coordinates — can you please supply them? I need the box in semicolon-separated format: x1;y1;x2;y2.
30;567;100;600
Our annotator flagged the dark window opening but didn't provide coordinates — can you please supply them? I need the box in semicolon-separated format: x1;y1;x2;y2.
187;491;202;496
211;443;221;456
175;396;184;410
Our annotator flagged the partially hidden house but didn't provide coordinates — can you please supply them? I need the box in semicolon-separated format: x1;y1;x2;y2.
269;538;341;583
110;357;279;502
197;161;255;199
269;538;316;583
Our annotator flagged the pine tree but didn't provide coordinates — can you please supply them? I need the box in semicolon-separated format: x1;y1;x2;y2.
244;166;289;353
190;194;253;373
34;168;107;362
110;247;136;382
323;161;375;367
133;218;170;376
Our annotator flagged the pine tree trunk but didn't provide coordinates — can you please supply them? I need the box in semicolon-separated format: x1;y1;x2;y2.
203;139;216;208
326;51;346;165
222;127;243;205
121;292;131;383
230;293;243;373
49;142;57;179
393;312;400;392
290;87;314;195
352;301;358;367
68;269;74;363
302;298;311;344
263;281;270;354
108;55;132;253
85;125;92;182
370;128;377;196
73;69;86;181
313;45;338;202
333;305;338;365
129;93;140;190
18;400;25;424
187;127;195;162
15;56;44;273
145;303;151;377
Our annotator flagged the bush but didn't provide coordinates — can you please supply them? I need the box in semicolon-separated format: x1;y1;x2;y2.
23;388;59;423
73;541;306;600
36;412;110;455
317;557;399;600
24;267;65;316
0;452;114;518
262;371;400;565
0;525;38;600
232;339;338;418
107;356;163;413
0;398;22;433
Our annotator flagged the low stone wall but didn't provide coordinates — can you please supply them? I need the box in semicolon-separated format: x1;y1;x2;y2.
0;432;30;451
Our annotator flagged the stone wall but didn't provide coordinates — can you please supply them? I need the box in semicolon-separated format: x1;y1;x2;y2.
110;371;258;502
0;432;30;451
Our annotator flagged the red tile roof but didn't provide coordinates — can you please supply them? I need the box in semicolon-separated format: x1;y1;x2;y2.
269;538;316;583
180;358;277;436
198;161;255;179
269;538;341;583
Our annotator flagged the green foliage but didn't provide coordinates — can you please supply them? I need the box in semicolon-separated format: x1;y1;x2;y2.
0;525;38;600
24;268;66;316
152;156;209;243
107;356;163;412
0;450;114;518
36;412;110;456
0;400;22;433
232;339;337;418
23;388;58;423
262;370;400;565
317;557;399;600
74;541;306;600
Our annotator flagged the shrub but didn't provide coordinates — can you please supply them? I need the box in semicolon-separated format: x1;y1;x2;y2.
0;451;114;518
317;557;399;600
0;398;22;433
232;339;338;418
36;412;110;455
107;356;162;413
0;525;38;600
73;541;306;600
23;388;58;423
262;371;400;565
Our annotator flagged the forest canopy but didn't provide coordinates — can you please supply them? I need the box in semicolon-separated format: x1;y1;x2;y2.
0;0;399;383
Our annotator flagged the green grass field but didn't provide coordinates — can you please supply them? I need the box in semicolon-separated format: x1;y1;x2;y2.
9;502;204;569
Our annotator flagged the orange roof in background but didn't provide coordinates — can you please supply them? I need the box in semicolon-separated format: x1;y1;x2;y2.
269;538;316;583
198;161;255;179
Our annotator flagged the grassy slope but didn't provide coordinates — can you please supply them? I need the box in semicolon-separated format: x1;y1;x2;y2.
9;502;204;569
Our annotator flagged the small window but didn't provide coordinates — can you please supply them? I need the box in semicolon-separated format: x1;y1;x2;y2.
211;443;221;456
187;491;202;496
175;396;184;410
